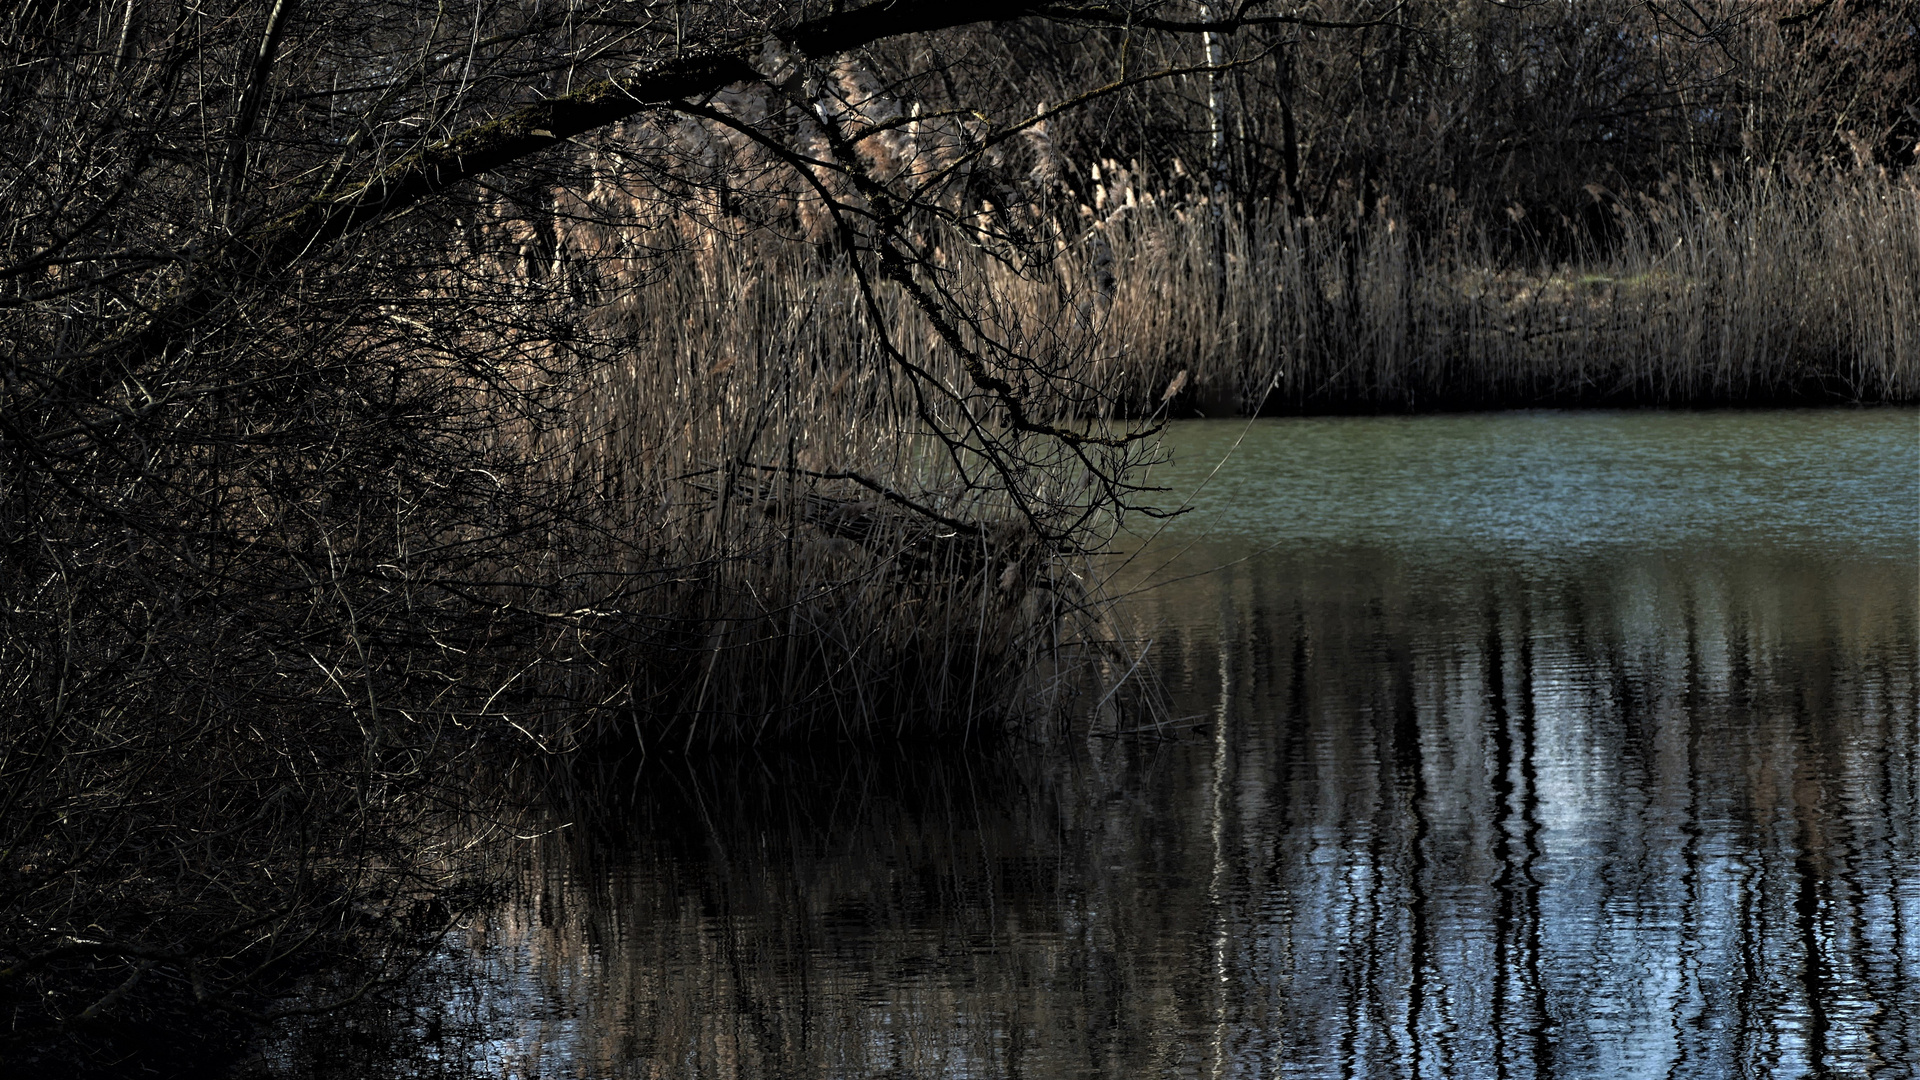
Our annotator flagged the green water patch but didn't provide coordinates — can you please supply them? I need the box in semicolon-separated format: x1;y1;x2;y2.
1118;408;1917;562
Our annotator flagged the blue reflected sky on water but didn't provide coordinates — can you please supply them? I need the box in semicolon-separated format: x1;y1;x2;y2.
380;409;1918;1080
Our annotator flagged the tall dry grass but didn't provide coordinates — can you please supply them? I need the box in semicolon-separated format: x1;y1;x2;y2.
1083;167;1919;413
555;167;1915;423
532;224;1145;750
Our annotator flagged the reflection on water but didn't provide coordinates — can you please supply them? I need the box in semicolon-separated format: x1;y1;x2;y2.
437;411;1917;1078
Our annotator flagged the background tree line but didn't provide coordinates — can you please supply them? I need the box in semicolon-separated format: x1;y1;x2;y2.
835;1;1915;246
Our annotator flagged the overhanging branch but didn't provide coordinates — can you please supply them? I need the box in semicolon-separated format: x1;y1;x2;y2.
83;2;1075;390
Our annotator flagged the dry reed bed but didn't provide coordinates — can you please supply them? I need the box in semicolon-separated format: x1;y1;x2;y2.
537;227;1136;750
1090;169;1918;413
564;169;1916;420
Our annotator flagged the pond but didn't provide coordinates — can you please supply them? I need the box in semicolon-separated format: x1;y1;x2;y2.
346;409;1918;1079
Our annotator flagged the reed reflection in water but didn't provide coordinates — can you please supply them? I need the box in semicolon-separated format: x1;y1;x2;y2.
412;412;1920;1078
445;531;1916;1079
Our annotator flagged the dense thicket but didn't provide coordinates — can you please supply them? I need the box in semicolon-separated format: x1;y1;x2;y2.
0;3;1162;1070
1;1;1912;1073
845;2;1916;240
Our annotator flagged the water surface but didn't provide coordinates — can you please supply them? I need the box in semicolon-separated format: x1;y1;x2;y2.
402;410;1919;1078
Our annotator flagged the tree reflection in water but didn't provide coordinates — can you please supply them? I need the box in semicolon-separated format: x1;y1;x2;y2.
415;540;1914;1079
